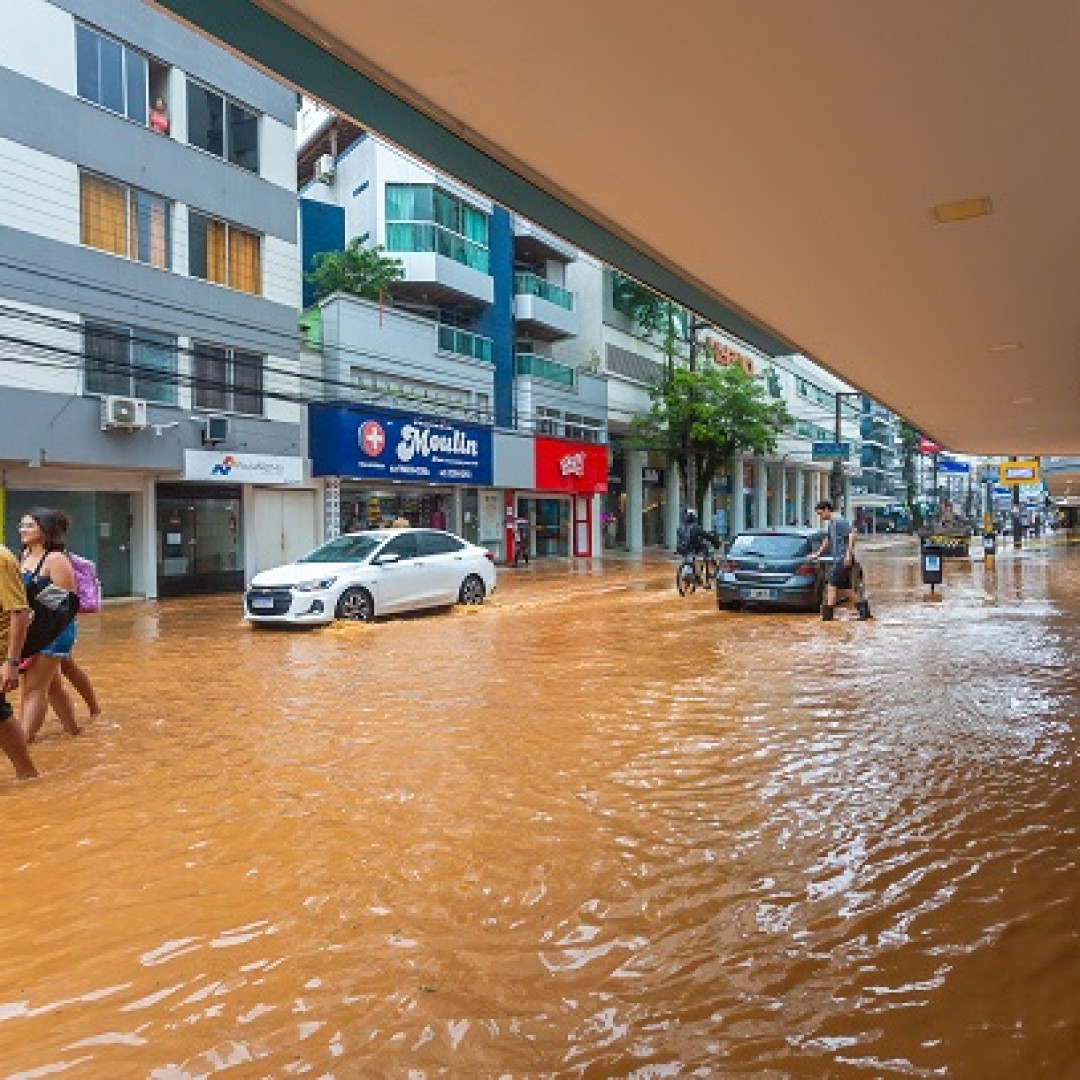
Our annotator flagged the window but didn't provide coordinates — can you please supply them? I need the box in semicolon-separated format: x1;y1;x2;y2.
76;24;148;124
84;323;177;404
186;81;260;172
193;343;263;414
385;184;490;272
536;407;560;436
80;173;170;268
380;534;418;560
189;212;261;294
416;532;465;556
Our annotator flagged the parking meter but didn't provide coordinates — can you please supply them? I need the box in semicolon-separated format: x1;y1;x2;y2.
921;544;944;592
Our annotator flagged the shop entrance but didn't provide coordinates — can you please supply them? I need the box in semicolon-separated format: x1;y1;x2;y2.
341;488;451;532
156;483;243;596
518;497;570;558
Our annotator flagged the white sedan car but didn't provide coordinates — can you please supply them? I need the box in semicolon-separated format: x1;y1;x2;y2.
244;528;496;625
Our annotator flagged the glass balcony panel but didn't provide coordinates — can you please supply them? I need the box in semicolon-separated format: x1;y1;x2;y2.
516;353;576;388
513;272;574;311
386;221;490;273
438;325;493;362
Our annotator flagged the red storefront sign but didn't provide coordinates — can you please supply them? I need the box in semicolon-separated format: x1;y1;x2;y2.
919;437;943;454
534;438;608;494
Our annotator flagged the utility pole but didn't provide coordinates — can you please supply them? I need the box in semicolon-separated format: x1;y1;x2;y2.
831;391;861;513
684;314;711;517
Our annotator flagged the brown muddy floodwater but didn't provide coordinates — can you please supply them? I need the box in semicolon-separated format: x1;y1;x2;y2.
1;540;1078;1078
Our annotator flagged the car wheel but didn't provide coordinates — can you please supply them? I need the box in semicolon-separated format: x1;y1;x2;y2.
335;586;374;622
718;598;740;611
459;575;486;605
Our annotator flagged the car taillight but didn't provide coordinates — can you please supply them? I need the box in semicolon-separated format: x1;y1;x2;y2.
484;550;495;563
795;561;816;575
718;559;735;572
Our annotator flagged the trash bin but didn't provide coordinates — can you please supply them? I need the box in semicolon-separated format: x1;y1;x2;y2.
982;532;996;558
921;543;944;589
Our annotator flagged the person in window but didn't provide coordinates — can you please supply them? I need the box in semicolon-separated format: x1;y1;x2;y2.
149;98;170;135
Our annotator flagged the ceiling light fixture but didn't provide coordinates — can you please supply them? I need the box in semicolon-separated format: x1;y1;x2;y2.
1010;396;1033;406
931;196;993;224
989;341;1023;352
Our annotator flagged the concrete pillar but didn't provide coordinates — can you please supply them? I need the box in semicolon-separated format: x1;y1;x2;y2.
665;464;681;548
754;459;768;529
793;468;805;526
730;455;746;535
779;464;789;525
627;448;644;553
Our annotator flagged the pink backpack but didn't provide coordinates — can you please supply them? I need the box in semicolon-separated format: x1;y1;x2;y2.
68;551;102;613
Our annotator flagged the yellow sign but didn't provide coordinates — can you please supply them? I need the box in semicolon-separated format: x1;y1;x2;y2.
999;460;1040;485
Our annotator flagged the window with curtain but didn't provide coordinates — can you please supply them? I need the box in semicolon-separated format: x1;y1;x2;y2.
186;80;260;173
189;212;261;295
75;23;149;125
84;322;177;404
194;343;264;415
80;173;170;268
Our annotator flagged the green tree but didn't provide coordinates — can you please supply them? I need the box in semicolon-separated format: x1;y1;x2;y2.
632;362;792;519
306;239;405;304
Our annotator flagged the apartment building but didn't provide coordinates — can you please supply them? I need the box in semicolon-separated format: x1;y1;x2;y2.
298;121;608;561
0;0;310;596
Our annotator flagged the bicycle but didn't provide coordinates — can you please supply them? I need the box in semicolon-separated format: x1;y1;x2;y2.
675;545;719;596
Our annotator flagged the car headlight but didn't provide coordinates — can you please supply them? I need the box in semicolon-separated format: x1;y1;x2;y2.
292;577;337;592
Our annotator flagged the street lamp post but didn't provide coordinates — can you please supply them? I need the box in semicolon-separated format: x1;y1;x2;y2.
684;315;711;516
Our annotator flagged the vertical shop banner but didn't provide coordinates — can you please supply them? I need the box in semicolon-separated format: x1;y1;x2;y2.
534;438;608;494
309;405;493;486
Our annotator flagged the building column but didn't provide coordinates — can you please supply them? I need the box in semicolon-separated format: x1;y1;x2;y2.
793;468;805;526
627;448;644;553
730;455;746;535
665;464;681;548
753;459;768;529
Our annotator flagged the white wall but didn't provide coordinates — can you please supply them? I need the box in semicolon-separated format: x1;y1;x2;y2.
0;300;83;396
0;137;80;245
0;0;74;91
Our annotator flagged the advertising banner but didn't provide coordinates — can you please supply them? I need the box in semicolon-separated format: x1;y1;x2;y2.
184;450;304;485
999;460;1040;485
309;405;493;485
534;438;608;494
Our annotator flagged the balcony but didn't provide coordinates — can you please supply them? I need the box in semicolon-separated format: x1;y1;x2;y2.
516;353;576;389
514;272;580;340
385;222;494;305
438;325;493;363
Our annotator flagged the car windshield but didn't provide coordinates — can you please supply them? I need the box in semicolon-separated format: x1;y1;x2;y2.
729;534;811;559
298;534;383;564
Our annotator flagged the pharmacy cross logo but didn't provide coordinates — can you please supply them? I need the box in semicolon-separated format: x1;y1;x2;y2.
211;455;238;476
359;420;386;458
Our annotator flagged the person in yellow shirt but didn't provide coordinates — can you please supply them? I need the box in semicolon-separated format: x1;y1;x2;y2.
0;544;37;779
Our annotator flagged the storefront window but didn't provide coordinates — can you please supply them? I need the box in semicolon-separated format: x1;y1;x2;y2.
156;483;242;596
340;488;450;533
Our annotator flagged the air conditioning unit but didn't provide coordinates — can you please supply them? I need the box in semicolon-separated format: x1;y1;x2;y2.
101;395;148;430
313;153;336;184
203;415;230;445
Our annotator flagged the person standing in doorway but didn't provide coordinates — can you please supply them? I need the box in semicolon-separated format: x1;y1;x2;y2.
513;517;530;567
811;499;871;621
0;543;37;779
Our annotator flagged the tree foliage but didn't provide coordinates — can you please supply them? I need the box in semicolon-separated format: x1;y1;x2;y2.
898;421;922;532
307;239;405;304
632;362;792;518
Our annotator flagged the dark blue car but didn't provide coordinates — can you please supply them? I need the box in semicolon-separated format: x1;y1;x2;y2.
716;527;829;612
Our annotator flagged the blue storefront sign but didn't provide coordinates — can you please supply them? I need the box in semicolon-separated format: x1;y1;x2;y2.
936;458;971;474
812;441;851;461
309;404;493;486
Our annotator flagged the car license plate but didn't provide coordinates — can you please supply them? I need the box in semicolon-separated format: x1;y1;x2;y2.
249;594;275;610
745;587;776;600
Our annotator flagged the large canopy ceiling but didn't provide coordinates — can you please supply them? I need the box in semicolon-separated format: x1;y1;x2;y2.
155;1;1080;456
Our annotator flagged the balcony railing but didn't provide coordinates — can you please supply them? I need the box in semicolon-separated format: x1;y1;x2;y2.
513;272;575;311
516;353;576;388
386;221;490;273
438;324;493;363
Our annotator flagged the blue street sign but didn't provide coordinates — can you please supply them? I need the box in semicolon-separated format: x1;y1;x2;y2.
812;441;851;461
936;458;971;474
308;404;493;485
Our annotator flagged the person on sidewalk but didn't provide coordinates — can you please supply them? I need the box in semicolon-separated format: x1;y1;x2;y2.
811;499;871;621
0;544;37;779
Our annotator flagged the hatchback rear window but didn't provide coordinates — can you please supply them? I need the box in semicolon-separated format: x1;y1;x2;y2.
729;534;812;558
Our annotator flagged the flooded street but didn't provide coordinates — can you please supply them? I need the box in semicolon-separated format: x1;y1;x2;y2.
1;539;1078;1078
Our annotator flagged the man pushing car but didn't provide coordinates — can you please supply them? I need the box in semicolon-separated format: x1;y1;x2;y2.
811;500;872;621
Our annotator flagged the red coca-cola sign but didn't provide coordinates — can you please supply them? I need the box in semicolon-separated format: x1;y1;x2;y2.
534;438;608;493
919;437;943;454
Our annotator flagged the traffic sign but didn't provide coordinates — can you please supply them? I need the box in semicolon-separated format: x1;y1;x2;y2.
936;459;970;474
999;460;1040;485
812;441;851;461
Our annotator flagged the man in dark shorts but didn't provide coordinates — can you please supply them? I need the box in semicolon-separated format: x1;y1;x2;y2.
0;543;37;779
812;499;872;622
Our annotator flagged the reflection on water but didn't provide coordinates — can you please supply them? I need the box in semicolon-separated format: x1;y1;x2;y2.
1;541;1078;1077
